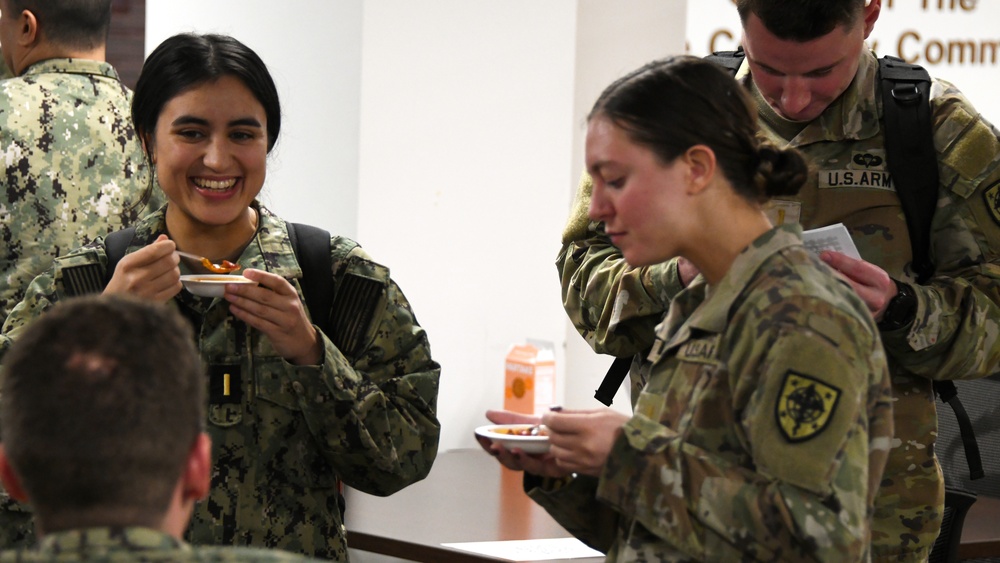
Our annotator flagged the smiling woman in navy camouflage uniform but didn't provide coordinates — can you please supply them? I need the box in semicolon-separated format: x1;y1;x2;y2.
0;33;440;561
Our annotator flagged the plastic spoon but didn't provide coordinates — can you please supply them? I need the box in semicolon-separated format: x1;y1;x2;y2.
176;251;241;274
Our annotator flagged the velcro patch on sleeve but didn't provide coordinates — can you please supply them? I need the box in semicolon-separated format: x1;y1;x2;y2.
941;107;1000;189
748;323;865;494
61;264;107;296
330;273;384;359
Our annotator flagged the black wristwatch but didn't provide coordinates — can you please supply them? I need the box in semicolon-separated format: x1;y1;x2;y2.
878;279;917;331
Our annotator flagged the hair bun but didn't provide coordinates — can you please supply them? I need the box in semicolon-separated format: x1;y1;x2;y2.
754;144;808;199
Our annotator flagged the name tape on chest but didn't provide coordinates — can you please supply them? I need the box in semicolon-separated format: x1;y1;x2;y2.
819;170;894;191
819;151;895;191
676;335;721;365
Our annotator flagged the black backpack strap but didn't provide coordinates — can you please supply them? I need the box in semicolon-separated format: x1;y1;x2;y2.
879;56;984;481
103;227;137;283
286;222;333;337
879;56;937;284
595;356;632;406
934;380;985;480
63;227;136;297
284;222;346;519
704;47;745;76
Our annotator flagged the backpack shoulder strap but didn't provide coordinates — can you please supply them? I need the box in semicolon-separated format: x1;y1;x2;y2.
879;56;984;480
595;356;632;406
704;47;745;76
103;227;137;285
61;228;133;296
878;55;937;284
935;380;985;480
286;222;334;337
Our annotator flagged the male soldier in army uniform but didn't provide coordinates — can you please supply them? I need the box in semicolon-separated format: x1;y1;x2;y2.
0;295;320;561
0;0;163;322
558;0;1000;561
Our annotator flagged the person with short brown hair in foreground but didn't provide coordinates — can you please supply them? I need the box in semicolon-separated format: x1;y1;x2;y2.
0;295;319;561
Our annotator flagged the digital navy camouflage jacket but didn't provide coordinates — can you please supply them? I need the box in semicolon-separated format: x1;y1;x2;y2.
0;204;441;561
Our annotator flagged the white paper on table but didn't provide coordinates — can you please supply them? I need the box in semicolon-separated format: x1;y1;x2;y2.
802;223;861;260
441;537;603;561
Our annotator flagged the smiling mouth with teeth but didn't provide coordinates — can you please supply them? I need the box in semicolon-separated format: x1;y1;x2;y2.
193;178;238;191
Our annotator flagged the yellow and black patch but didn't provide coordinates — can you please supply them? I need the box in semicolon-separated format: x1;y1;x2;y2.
775;371;841;443
984;181;1000;227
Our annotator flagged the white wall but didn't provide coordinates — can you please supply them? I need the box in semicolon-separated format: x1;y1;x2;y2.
355;0;578;449
357;1;687;450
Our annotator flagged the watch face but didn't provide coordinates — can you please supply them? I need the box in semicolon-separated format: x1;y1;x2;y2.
880;281;916;330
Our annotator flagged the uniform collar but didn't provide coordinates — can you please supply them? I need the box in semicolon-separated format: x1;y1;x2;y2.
20;58;121;82
740;49;881;146
254;204;304;279
38;527;190;554
659;224;804;347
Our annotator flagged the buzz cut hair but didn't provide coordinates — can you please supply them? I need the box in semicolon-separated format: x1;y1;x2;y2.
6;0;113;51
735;0;866;42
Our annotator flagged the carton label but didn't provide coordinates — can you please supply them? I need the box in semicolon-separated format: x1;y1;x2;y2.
504;343;555;415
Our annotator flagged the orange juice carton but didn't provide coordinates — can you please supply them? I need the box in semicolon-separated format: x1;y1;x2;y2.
504;340;555;415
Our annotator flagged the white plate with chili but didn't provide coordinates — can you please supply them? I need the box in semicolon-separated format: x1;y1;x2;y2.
475;424;550;454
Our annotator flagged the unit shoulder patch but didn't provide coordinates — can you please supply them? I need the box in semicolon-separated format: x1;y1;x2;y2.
775;371;841;443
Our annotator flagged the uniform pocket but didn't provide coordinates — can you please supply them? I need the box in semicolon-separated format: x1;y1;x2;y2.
254;357;337;489
634;360;715;439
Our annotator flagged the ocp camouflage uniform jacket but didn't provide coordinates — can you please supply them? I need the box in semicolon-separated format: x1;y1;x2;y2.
0;204;441;560
557;49;1000;562
534;225;893;562
0;58;164;323
0;527;323;562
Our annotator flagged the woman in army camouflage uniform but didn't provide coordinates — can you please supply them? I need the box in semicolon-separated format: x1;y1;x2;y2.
0;33;440;561
478;56;893;562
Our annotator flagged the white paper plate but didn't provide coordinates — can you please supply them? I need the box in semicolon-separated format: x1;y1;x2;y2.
475;424;550;454
180;274;256;298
